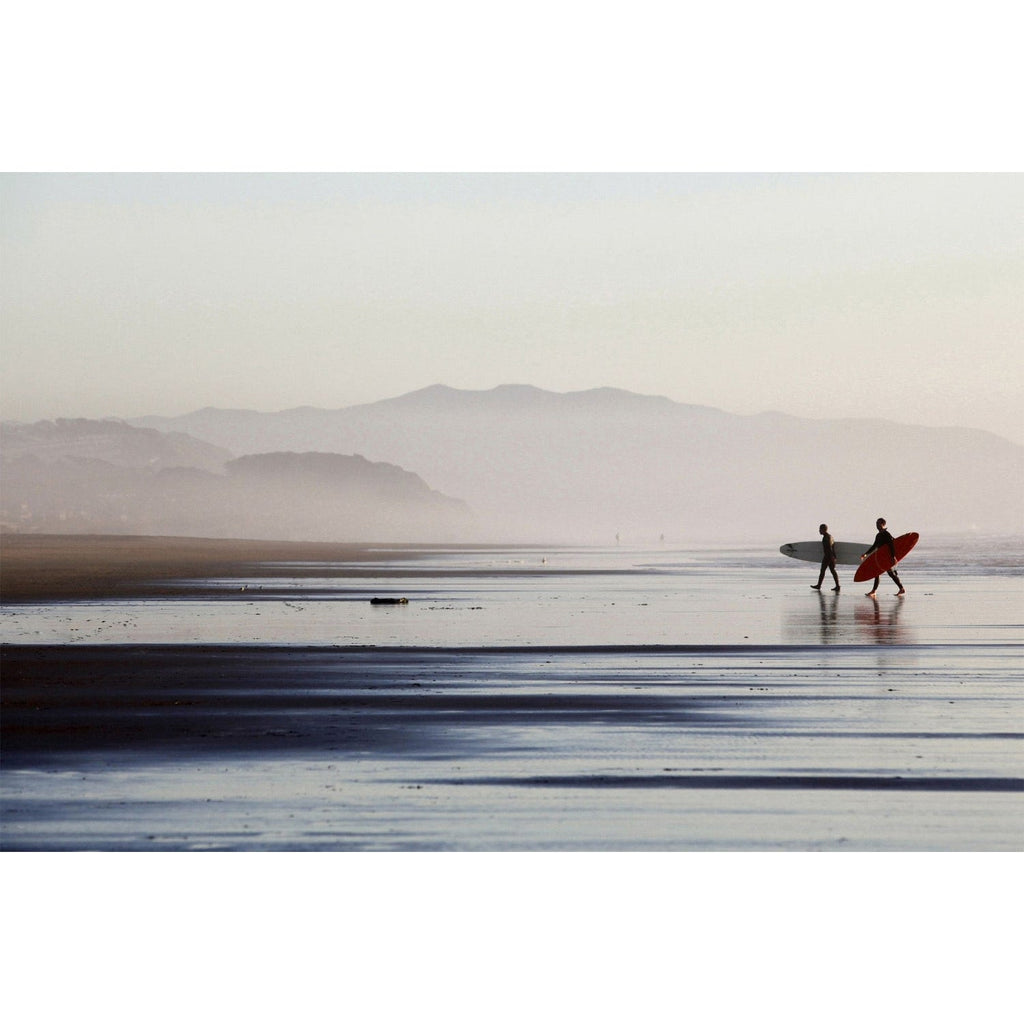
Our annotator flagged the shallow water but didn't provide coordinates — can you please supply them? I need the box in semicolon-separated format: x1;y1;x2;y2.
2;537;1022;851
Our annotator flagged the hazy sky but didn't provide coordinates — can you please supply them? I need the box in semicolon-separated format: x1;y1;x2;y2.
3;172;1022;443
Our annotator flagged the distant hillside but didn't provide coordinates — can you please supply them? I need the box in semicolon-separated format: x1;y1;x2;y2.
130;385;1024;542
0;423;472;541
219;452;471;541
1;418;232;473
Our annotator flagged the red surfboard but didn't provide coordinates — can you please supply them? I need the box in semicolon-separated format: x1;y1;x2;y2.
854;532;919;583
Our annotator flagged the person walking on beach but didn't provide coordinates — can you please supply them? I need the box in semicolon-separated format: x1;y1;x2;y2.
861;517;906;597
811;523;841;592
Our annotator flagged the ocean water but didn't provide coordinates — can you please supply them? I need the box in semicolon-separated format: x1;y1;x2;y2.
2;536;1022;851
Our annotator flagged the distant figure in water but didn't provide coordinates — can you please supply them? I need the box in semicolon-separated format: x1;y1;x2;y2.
811;523;841;592
861;517;906;597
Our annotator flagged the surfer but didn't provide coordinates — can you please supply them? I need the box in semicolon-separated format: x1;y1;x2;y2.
810;523;841;592
861;517;906;597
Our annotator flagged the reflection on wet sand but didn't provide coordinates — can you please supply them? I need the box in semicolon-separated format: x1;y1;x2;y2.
855;595;911;645
814;591;840;643
783;591;916;646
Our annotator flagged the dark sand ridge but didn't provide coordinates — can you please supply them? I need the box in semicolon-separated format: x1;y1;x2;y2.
0;534;535;602
0;643;744;766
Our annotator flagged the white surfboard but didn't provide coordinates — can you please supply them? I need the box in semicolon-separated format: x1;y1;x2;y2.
780;540;869;566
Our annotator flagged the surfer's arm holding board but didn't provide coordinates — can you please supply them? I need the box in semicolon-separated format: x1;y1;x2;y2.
861;521;899;564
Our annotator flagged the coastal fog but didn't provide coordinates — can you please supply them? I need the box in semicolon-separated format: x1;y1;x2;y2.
4;385;1022;545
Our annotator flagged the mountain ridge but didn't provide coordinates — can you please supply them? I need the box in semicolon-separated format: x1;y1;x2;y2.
135;384;1021;445
3;387;1020;543
129;385;1021;542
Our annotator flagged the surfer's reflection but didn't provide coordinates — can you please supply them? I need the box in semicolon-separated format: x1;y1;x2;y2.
784;591;913;645
854;595;910;644
813;590;841;643
781;592;845;643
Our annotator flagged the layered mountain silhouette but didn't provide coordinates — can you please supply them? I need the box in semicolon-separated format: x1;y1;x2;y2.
1;419;471;540
131;385;1023;542
2;418;232;473
3;387;1020;543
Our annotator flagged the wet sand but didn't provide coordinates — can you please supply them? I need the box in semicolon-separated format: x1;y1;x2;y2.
0;533;462;601
4;641;1021;851
2;533;1021;851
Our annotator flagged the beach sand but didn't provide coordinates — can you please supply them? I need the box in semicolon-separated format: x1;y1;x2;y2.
4;641;1021;851
2;533;1021;851
0;533;439;601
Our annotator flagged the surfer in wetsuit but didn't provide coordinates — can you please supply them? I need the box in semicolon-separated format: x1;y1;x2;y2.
811;523;841;592
861;517;906;597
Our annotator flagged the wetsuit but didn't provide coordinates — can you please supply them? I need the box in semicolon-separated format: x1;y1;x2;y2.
815;531;840;588
863;528;903;593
